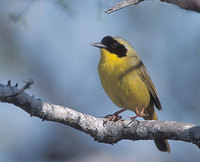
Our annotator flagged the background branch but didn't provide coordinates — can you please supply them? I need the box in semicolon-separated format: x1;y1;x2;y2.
0;82;200;149
105;0;200;14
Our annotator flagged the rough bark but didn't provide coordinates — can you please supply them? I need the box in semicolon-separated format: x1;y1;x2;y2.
0;82;200;148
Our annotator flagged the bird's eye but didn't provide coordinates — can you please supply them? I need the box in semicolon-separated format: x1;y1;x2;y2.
111;42;117;48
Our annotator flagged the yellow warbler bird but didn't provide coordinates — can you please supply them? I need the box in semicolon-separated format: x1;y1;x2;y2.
92;36;170;152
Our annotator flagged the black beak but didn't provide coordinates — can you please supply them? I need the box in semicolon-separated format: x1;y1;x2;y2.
91;43;107;49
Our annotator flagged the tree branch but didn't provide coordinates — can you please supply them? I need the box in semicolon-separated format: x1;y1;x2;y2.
0;82;200;149
105;0;200;14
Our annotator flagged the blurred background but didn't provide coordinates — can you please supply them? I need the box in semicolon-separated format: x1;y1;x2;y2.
0;0;200;161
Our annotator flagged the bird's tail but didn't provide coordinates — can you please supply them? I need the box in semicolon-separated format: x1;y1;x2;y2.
143;103;170;152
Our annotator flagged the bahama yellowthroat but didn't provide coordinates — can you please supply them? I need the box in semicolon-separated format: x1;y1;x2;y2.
92;36;170;152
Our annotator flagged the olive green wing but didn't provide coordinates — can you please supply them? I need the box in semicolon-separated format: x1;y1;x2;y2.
138;62;162;110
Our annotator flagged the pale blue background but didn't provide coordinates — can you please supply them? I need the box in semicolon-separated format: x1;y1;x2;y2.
0;0;200;161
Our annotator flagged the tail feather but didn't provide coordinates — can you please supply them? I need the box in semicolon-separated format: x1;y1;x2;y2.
154;138;170;152
144;103;170;152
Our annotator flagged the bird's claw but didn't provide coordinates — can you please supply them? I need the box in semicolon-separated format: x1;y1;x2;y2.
127;107;149;120
105;114;122;121
103;114;122;126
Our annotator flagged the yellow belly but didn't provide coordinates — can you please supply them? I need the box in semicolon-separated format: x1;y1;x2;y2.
99;68;150;113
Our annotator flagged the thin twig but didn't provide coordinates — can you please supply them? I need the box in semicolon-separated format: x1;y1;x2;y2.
105;0;142;14
105;0;200;14
5;79;34;98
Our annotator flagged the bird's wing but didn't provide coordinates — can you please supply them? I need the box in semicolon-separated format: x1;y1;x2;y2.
138;63;162;110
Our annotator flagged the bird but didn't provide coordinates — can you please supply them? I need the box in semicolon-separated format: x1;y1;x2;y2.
91;35;170;152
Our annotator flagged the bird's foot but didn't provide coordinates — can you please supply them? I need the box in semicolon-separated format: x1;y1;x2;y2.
103;109;125;125
127;107;149;120
105;113;122;122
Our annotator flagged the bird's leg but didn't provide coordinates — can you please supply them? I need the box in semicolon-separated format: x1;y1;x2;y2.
128;107;149;120
105;109;125;122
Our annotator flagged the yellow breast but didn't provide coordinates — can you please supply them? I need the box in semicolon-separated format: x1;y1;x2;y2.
98;49;150;112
